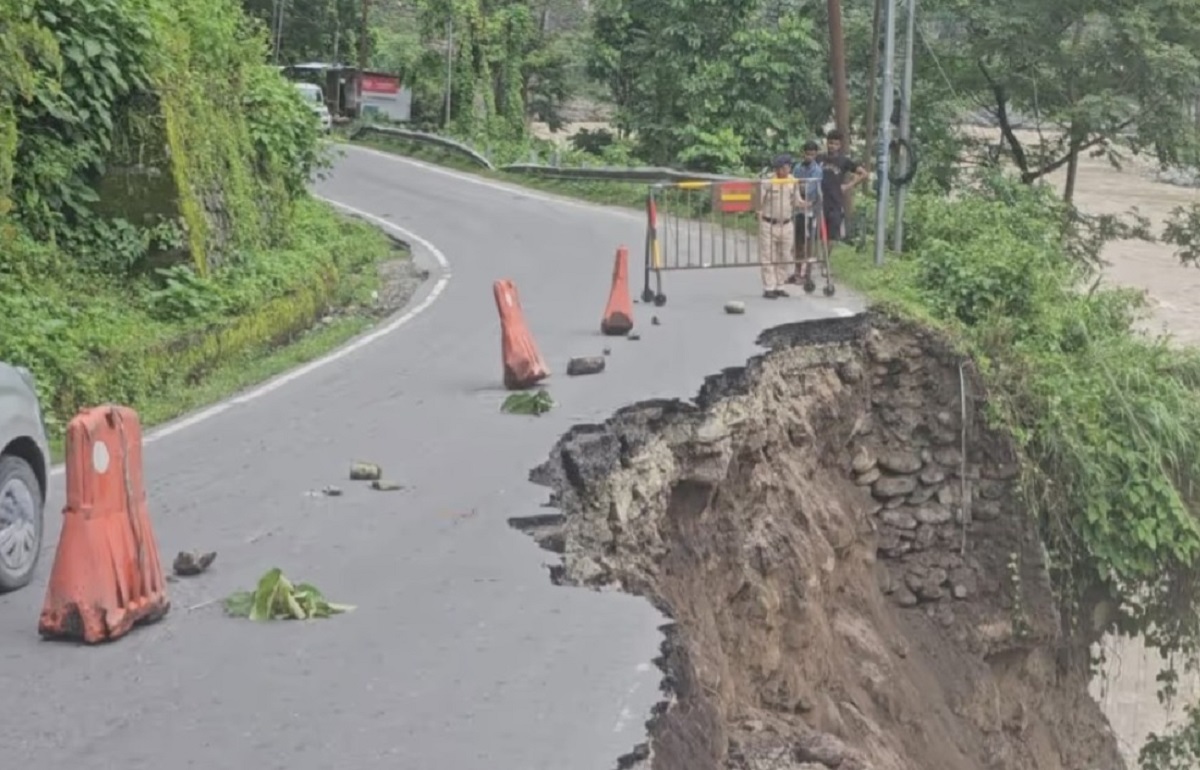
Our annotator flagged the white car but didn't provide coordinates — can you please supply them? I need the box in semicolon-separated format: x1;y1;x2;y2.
0;362;49;591
295;81;332;132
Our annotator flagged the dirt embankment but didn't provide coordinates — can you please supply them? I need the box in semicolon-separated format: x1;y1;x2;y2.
511;313;1125;770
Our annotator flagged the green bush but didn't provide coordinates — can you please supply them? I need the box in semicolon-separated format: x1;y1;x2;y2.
0;198;392;435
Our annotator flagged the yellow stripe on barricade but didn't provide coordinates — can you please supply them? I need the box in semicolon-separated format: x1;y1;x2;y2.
674;180;711;190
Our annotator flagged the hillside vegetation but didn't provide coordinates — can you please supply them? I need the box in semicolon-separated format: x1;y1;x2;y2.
0;0;395;435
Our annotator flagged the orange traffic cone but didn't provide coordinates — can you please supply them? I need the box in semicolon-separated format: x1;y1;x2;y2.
601;245;634;335
39;405;169;644
494;279;550;389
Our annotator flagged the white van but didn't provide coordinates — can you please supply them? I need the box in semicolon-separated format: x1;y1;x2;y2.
294;82;332;133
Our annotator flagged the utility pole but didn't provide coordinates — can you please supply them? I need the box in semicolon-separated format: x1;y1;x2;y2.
826;0;853;222
862;0;883;163
356;0;369;118
873;0;898;266
444;18;453;126
826;0;850;140
891;0;917;252
333;20;342;113
271;0;285;63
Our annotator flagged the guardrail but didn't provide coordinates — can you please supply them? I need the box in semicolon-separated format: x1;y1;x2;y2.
350;125;497;170
500;163;736;183
349;124;738;184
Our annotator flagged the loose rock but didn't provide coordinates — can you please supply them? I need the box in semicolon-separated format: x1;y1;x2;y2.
350;462;382;481
627;332;641;341
908;486;938;505
855;467;882;486
651;315;661;325
919;467;946;485
322;485;343;497
872;475;918;498
914;502;953;525
567;356;606;376
881;509;918;530
173;550;216;577
724;300;746;314
851;447;876;474
914;525;937;550
837;360;864;383
878;450;922;474
370;480;403;491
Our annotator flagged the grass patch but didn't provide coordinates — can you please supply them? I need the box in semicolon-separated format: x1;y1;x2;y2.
3;195;407;458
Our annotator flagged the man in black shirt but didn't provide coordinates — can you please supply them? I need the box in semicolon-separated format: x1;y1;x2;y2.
818;130;868;243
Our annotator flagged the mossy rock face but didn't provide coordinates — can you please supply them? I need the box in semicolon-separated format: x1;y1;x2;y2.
4;0;321;275
93;165;180;224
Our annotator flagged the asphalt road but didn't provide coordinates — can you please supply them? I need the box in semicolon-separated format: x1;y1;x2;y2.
0;145;863;769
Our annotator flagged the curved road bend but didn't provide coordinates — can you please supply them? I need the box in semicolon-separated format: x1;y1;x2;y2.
0;145;863;769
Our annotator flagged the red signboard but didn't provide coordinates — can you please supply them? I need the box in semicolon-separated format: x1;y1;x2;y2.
360;73;399;94
716;181;754;214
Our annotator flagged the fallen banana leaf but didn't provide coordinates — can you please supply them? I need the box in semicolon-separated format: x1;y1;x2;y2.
501;389;554;416
224;567;355;621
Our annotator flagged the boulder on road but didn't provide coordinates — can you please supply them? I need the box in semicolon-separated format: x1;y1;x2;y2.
567;356;606;376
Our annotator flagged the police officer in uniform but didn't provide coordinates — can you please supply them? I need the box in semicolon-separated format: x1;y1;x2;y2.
757;154;807;298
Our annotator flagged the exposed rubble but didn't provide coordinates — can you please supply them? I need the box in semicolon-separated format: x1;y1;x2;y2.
511;312;1126;770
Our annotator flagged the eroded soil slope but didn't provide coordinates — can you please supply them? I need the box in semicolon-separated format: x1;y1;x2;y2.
513;313;1125;770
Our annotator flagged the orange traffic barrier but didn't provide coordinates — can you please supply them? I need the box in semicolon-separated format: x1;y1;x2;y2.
600;245;634;335
39;405;169;644
494;279;550;389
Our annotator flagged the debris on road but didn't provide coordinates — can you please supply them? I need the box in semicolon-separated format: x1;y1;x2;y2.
724;301;746;314
501;389;554;416
627;332;641;340
567;356;606;376
173;550;217;577
224;568;354;621
303;485;344;498
651;315;661;325
370;480;403;491
350;461;382;481
603;346;612;356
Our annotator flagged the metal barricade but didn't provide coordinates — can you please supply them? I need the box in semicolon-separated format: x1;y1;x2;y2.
640;177;834;305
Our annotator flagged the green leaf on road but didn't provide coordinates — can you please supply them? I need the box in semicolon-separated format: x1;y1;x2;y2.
501;389;554;416
224;568;355;621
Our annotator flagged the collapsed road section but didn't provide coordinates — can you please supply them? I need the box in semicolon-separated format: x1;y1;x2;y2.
511;312;1125;770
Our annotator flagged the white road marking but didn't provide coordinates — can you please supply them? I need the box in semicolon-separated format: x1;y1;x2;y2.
48;198;452;477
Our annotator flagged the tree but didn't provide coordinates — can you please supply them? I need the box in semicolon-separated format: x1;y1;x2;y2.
922;0;1200;202
366;0;582;133
240;0;361;65
588;0;827;170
